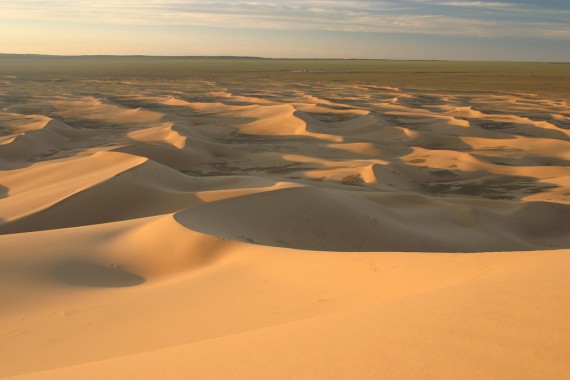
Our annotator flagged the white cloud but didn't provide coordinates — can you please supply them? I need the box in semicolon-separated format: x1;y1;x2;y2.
413;1;514;8
0;0;569;39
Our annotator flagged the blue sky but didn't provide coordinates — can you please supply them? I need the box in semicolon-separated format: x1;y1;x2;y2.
1;0;569;60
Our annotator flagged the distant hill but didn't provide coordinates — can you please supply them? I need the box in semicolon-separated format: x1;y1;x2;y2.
0;53;269;60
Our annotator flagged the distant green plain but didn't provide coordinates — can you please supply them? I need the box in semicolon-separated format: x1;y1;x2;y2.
1;55;569;96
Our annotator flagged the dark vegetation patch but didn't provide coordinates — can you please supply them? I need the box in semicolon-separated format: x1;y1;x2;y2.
341;173;365;185
420;175;557;200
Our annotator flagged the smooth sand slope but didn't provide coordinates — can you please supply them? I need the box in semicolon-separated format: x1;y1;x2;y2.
0;76;569;379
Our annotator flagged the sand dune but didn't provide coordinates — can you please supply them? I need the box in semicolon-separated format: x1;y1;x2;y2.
0;114;90;166
176;185;570;252
1;77;569;379
8;249;569;380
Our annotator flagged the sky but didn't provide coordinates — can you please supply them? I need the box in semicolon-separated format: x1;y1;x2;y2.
1;0;569;61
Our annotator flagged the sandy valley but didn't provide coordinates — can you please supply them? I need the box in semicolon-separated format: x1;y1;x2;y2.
1;60;569;379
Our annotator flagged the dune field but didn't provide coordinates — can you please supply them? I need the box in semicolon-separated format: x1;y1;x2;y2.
1;60;570;379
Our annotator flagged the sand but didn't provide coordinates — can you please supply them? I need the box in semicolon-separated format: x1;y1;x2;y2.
0;76;569;379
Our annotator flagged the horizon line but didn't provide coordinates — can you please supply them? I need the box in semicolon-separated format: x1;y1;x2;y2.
1;53;569;64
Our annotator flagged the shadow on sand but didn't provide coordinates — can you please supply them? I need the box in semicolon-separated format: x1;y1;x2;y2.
50;260;145;288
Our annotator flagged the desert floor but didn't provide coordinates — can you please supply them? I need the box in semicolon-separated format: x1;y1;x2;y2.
1;65;570;379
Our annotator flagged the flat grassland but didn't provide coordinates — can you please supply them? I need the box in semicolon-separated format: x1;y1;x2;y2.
0;56;569;379
2;55;570;94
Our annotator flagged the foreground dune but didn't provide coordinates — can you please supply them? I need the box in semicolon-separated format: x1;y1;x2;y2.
0;75;569;379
